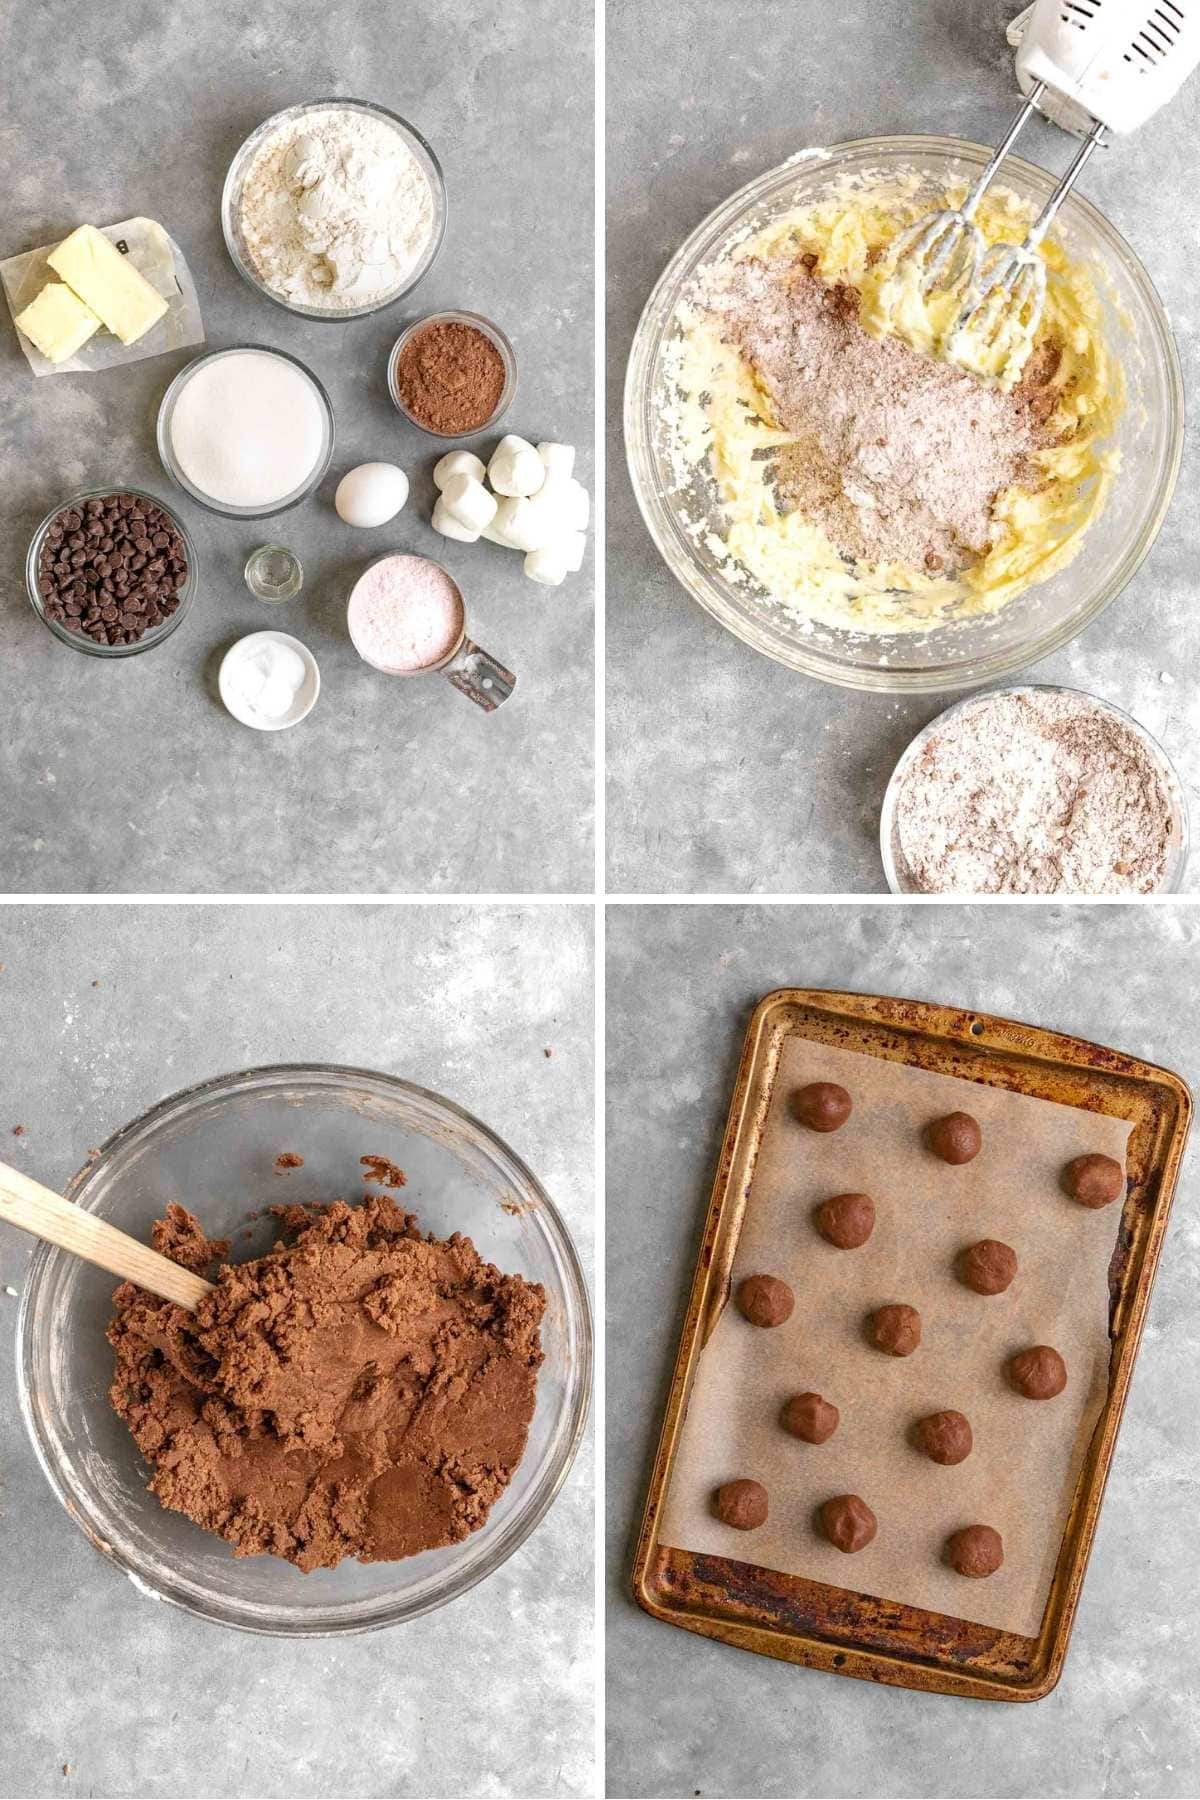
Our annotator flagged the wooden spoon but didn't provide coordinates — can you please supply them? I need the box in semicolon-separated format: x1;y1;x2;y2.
0;1158;212;1310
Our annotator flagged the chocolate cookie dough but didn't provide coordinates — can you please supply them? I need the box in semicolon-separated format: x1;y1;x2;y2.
926;1111;982;1164
1008;1344;1067;1400
956;1238;1018;1295
108;1194;545;1571
714;1477;769;1530
791;1081;852;1132
781;1391;839;1443
736;1272;794;1328
814;1191;875;1249
869;1302;922;1357
945;1524;1004;1578
818;1493;877;1553
1062;1152;1124;1208
915;1409;973;1465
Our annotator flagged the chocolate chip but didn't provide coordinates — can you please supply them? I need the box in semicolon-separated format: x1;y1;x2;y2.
37;494;187;646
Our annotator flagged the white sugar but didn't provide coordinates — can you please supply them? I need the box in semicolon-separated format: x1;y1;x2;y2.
170;351;325;507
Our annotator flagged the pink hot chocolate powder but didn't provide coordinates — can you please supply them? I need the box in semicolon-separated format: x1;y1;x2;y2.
347;555;465;673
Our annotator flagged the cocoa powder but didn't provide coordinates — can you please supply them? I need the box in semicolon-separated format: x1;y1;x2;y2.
392;318;506;435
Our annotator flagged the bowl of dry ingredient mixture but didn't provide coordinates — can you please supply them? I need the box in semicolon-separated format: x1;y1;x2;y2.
16;1066;591;1635
626;137;1183;692
880;685;1189;895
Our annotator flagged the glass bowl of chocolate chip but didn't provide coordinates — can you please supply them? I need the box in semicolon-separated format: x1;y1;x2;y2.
26;487;195;657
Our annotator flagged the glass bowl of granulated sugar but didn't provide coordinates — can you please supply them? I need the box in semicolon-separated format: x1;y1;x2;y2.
880;685;1189;896
627;136;1183;693
222;99;447;320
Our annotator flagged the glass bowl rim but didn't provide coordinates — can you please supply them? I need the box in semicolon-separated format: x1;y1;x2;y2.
156;345;335;519
878;681;1191;895
624;132;1186;694
24;485;197;658
15;1060;593;1637
386;309;517;438
220;97;448;321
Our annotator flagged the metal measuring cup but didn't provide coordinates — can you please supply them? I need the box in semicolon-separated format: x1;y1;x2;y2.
347;553;516;712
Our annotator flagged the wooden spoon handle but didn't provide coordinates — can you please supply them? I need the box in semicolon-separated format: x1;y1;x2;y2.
0;1159;213;1310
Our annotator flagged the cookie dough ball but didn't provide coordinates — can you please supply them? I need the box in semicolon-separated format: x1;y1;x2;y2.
714;1478;768;1530
869;1303;922;1357
818;1493;877;1553
926;1111;982;1165
792;1082;852;1133
1062;1153;1124;1209
815;1191;875;1250
956;1238;1018;1296
945;1524;1004;1578
915;1409;973;1466
736;1272;794;1328
781;1391;839;1444
1008;1345;1067;1400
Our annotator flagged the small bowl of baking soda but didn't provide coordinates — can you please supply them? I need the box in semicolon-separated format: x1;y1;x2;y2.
222;98;446;320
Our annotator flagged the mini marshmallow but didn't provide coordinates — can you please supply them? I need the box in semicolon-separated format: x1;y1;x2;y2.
489;435;546;498
524;543;569;587
559;530;587;574
433;450;486;493
491;495;556;553
440;473;498;534
432;498;482;543
536;441;575;481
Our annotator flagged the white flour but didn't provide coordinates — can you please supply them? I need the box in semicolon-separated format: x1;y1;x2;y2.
238;107;435;310
891;690;1178;896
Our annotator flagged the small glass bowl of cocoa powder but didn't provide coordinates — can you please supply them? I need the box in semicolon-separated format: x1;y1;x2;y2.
387;309;516;438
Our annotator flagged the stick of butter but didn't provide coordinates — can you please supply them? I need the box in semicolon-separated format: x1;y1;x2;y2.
47;224;168;346
14;280;102;363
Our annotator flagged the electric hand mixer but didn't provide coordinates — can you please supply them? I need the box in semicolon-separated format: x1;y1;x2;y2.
890;0;1200;377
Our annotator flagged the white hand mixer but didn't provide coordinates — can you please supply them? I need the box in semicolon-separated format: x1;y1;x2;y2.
891;0;1200;375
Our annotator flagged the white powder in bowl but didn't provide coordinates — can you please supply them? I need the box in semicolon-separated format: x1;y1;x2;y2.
169;351;326;508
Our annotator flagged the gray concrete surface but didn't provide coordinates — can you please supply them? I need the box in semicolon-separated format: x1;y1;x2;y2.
0;1;593;895
606;0;1200;894
0;903;594;1800
606;902;1200;1798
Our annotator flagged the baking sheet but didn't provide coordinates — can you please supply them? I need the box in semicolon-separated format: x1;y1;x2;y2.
658;1035;1132;1637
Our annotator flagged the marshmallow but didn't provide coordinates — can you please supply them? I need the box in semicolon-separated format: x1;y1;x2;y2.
559;530;587;574
489;435;546;498
491;495;556;553
440;473;497;534
561;479;590;533
433;450;486;493
432;498;482;543
480;520;514;547
537;441;575;481
524;543;569;587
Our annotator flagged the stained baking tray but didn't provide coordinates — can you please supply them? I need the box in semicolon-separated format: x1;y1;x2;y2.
632;988;1192;1701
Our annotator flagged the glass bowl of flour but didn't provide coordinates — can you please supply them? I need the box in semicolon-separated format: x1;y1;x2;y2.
222;98;446;320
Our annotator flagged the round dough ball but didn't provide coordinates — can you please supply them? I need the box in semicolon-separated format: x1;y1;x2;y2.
736;1272;794;1328
869;1303;922;1357
815;1191;875;1250
1008;1344;1067;1400
1062;1153;1124;1209
926;1112;982;1164
792;1082;852;1133
945;1524;1004;1578
781;1392;840;1444
956;1238;1018;1296
915;1409;973;1465
714;1478;768;1530
818;1493;877;1553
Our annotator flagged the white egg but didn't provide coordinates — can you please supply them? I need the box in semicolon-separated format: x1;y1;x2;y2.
334;462;409;528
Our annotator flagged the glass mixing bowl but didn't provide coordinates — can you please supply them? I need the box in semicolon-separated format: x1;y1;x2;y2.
879;683;1189;894
25;486;196;658
221;99;447;321
625;136;1184;693
16;1065;591;1636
